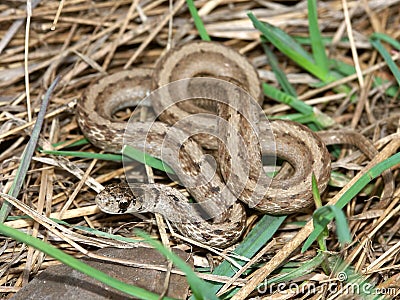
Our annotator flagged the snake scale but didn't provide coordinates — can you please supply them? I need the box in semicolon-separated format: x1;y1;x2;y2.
77;41;390;247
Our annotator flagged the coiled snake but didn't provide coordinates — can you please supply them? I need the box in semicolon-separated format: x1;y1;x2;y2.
77;41;390;247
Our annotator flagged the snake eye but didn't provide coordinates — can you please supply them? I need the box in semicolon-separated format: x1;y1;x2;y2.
118;199;130;212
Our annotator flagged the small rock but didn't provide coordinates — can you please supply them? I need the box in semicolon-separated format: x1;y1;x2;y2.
12;247;193;299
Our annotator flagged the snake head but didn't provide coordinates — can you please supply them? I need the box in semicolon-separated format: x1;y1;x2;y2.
95;183;144;214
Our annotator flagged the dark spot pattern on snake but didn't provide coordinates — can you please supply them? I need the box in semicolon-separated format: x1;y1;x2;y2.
210;186;220;193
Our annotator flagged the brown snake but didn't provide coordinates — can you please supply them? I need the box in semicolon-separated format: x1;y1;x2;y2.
77;41;392;247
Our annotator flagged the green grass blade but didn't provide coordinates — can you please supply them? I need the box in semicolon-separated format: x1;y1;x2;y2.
263;83;313;115
312;172;322;208
259;252;326;287
250;12;314;63
329;58;357;76
372;77;399;97
0;76;60;223
312;206;351;246
263;83;335;128
73;225;143;244
6;214;144;247
0;223;174;300
331;258;387;299
204;215;286;296
334;151;400;211
186;0;211;41
122;145;175;174
302;151;400;252
370;36;400;86
43;145;175;174
52;138;90;148
135;230;218;300
261;40;297;97
307;0;329;76
330;58;399;97
311;173;329;266
248;12;327;80
370;32;400;50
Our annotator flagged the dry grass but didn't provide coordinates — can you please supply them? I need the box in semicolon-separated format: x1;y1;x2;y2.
0;0;399;299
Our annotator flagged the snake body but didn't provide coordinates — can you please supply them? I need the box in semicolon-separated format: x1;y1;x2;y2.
77;41;389;247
